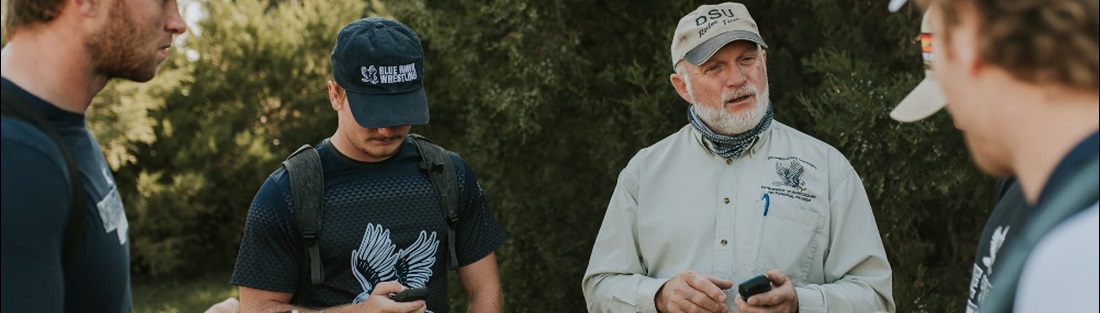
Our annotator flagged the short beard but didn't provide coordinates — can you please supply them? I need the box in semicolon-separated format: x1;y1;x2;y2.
85;2;158;82
686;77;770;136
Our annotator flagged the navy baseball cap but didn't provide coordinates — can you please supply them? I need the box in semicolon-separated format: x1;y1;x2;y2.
331;17;428;129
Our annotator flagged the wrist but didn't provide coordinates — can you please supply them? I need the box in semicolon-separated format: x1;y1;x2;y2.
654;282;668;312
792;289;799;313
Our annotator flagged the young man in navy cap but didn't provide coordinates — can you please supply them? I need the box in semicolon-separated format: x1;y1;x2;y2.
231;17;506;313
582;2;894;313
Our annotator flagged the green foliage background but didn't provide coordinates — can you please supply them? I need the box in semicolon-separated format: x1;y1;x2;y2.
5;0;994;311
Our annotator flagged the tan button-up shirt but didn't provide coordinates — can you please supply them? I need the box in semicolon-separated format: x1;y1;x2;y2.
582;122;894;313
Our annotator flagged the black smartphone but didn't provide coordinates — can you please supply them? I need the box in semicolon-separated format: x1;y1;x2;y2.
389;286;429;302
738;274;772;300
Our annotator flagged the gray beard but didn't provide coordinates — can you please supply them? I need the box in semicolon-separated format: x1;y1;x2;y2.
691;86;770;136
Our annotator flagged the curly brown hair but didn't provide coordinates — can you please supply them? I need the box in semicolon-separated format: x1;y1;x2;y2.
3;0;66;39
919;0;1099;92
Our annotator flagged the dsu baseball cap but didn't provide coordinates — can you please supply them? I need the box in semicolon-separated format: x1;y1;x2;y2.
331;17;428;129
891;11;947;122
671;2;768;68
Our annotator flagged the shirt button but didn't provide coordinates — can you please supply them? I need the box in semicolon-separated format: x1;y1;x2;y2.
723;198;730;204
726;159;733;165
720;239;728;246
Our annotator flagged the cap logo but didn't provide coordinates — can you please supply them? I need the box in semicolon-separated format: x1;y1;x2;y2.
360;63;418;85
695;9;741;38
361;65;379;84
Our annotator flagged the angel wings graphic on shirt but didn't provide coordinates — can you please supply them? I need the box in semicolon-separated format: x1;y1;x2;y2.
350;224;439;304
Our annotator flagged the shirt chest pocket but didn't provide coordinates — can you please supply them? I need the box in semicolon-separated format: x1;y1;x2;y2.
743;197;825;282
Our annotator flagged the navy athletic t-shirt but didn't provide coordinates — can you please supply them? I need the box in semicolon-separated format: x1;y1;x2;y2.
1;78;132;313
231;137;506;312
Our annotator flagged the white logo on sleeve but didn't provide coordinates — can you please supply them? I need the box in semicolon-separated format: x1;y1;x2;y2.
96;167;128;245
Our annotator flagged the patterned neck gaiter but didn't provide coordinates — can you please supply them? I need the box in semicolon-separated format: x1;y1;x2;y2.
687;103;774;159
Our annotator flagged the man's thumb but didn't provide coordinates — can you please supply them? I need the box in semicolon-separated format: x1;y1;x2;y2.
766;270;789;285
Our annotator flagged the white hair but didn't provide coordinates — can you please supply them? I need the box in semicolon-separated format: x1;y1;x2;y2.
675;62;699;104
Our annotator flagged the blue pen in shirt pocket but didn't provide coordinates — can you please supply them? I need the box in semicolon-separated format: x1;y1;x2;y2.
762;193;770;216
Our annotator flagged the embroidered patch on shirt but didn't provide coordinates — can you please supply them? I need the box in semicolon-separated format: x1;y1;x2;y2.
760;156;818;202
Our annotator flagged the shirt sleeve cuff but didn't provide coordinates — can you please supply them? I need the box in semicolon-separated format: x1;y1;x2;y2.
795;286;826;313
638;277;671;313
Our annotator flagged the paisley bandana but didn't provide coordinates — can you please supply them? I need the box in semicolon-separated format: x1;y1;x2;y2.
687;103;773;159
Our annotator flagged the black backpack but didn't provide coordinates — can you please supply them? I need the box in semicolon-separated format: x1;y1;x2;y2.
282;133;461;294
0;84;86;268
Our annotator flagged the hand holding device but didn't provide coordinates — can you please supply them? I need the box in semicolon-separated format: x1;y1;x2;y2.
389;286;429;302
738;274;773;300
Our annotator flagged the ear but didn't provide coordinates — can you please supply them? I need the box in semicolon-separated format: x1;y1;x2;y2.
670;72;693;104
327;81;343;111
758;49;769;77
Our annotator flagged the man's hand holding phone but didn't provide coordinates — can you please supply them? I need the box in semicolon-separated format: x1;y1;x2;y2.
655;270;733;313
738;274;772;301
363;281;427;313
733;269;799;313
389;287;429;302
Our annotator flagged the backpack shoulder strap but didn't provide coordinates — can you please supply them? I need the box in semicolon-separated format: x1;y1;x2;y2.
409;134;461;270
282;144;325;293
981;157;1100;312
0;86;86;268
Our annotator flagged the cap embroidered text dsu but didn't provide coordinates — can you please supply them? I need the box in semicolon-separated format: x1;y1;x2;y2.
671;2;768;68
